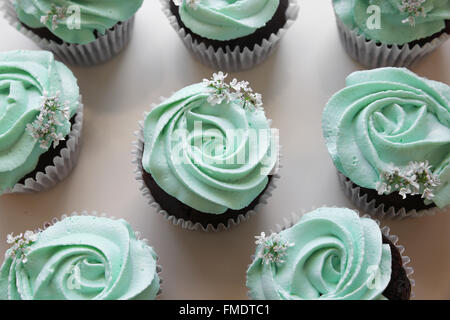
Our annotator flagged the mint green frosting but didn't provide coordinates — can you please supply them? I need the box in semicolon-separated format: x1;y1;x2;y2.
0;216;160;300
0;50;79;194
247;208;393;300
323;68;450;208
178;0;280;41
334;0;450;45
14;0;143;45
142;83;277;214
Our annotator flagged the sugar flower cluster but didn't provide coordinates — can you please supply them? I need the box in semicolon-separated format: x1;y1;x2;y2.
6;231;39;264
203;72;263;111
173;0;201;10
26;91;71;150
40;4;69;30
255;232;294;265
376;161;440;200
399;0;427;26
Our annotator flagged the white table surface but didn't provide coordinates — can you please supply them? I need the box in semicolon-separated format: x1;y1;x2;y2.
0;0;449;300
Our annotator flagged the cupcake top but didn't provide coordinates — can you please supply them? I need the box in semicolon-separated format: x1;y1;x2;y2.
0;50;80;194
246;207;393;300
0;215;160;300
173;0;280;41
13;0;143;44
142;72;278;214
333;0;450;45
323;68;449;209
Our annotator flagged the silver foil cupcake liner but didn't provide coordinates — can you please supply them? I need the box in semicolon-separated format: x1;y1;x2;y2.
247;206;415;299
161;0;300;72
335;14;449;68
1;0;135;67
337;170;448;220
132;96;280;232
39;211;163;300
3;99;84;195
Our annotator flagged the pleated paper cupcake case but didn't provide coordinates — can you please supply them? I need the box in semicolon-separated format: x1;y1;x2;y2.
335;14;449;68
160;0;300;72
3;100;84;194
40;210;163;299
337;171;448;220
1;0;135;67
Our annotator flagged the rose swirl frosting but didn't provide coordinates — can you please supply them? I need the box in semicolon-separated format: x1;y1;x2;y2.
322;67;450;208
0;50;80;193
0;216;160;300
246;208;393;300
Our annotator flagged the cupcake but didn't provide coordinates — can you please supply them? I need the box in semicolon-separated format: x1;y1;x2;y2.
333;0;450;68
133;72;279;231
0;50;83;195
162;0;299;71
322;67;449;219
0;213;161;300
246;207;413;300
1;0;143;66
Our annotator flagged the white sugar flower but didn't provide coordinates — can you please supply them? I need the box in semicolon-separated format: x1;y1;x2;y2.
27;92;71;150
41;4;69;30
7;233;21;244
207;92;227;106
24;230;38;242
376;161;440;200
255;232;294;265
203;72;264;111
399;0;427;26
5;231;39;264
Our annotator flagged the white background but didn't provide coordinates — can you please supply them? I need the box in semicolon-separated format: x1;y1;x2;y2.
0;0;449;300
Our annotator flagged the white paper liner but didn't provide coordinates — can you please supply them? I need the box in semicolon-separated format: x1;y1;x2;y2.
337;170;448;220
3;99;84;195
161;0;299;72
131;96;281;232
335;14;450;68
1;0;135;67
38;211;163;300
246;206;415;300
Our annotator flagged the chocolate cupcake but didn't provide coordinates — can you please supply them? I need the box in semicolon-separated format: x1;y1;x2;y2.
133;72;279;231
0;213;162;300
333;0;450;68
161;0;299;71
322;67;449;219
0;50;83;195
246;207;413;300
1;0;143;66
